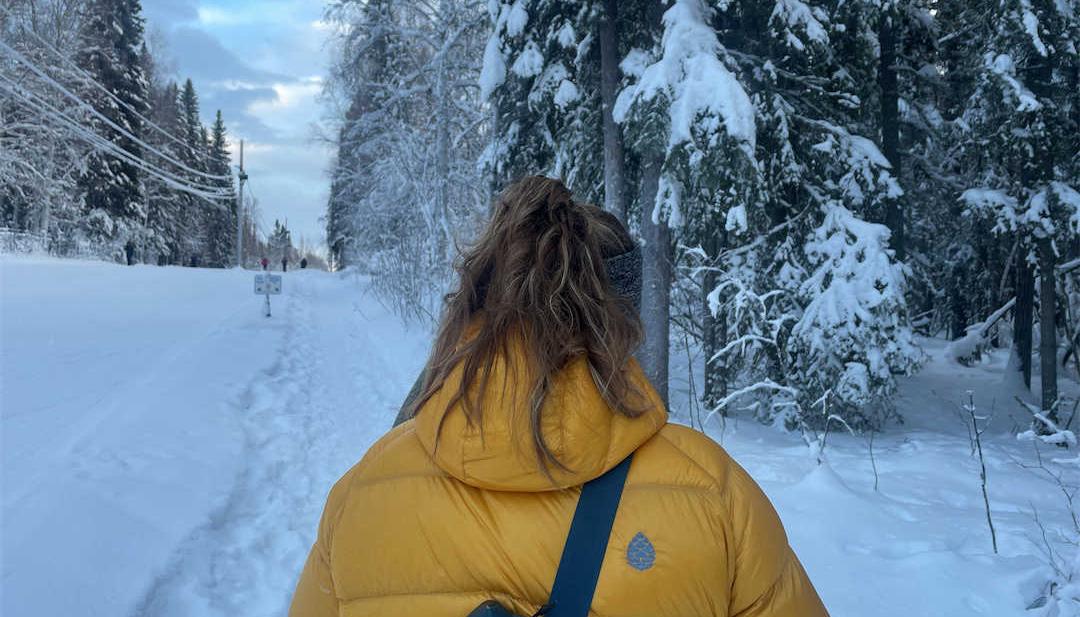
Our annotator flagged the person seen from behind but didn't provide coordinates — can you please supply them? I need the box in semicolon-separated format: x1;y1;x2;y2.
289;176;829;617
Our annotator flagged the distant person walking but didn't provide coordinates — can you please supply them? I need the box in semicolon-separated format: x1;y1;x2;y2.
300;257;308;269
282;257;288;272
260;257;269;271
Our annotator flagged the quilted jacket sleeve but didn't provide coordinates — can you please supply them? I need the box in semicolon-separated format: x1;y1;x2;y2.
724;461;829;617
289;473;352;617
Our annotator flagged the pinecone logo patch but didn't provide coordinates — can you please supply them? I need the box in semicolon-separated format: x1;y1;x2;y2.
626;532;656;571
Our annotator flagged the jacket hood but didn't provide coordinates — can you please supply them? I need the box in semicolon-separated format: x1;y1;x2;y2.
412;335;668;492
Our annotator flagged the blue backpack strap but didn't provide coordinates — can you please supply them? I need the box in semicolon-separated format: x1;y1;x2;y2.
544;455;633;617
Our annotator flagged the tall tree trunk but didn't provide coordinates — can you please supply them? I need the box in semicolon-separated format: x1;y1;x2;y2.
878;4;904;260
1030;45;1056;420
1015;242;1035;389
433;2;451;258
948;265;968;340
639;157;671;406
1039;237;1059;418
489;103;502;211
702;228;726;409
599;0;628;223
1023;42;1058;419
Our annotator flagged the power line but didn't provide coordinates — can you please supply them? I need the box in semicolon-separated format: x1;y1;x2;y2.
0;5;211;168
0;39;234;184
0;39;235;189
0;72;234;202
0;61;235;197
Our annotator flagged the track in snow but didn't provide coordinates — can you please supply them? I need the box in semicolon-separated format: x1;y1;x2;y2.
128;272;431;617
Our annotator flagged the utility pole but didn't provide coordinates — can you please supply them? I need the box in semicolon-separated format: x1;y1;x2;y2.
236;139;248;268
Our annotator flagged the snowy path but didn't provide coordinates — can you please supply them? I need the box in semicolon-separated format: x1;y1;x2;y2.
132;271;431;617
2;259;429;617
135;272;429;617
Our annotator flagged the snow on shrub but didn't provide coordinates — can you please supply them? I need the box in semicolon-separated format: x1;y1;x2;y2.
789;203;922;425
1030;552;1080;616
615;0;756;226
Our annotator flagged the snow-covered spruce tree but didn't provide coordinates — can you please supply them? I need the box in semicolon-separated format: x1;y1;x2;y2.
597;0;629;223
138;44;192;265
324;0;489;320
75;0;149;259
205;109;236;268
141;76;187;264
926;0;1023;361
960;0;1080;421
791;202;920;425
480;0;607;201
0;0;90;247
176;78;208;266
902;0;1007;342
834;0;943;270
135;41;164;263
614;0;758;407
268;219;294;265
674;0;923;429
323;0;396;270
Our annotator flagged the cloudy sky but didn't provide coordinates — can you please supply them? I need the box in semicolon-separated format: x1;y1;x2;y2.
142;0;335;251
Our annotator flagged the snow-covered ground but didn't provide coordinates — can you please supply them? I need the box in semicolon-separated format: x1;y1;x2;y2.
2;256;1075;616
669;337;1079;616
1;257;429;617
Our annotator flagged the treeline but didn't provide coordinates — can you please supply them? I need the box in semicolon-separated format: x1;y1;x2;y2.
325;0;1078;431
1;0;262;267
322;0;490;318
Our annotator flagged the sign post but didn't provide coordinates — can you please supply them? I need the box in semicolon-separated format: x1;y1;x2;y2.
254;273;282;317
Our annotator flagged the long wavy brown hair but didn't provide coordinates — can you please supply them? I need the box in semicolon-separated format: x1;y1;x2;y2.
404;175;649;472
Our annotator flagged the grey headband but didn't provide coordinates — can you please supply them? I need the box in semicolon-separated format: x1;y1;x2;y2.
603;244;642;315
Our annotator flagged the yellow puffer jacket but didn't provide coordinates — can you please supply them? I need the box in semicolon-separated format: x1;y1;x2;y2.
290;344;829;617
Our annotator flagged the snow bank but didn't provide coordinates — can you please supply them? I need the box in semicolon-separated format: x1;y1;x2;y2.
0;257;429;617
1;258;287;616
671;335;1080;616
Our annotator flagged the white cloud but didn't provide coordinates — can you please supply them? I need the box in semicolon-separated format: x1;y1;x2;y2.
196;6;236;25
246;79;323;134
196;2;306;26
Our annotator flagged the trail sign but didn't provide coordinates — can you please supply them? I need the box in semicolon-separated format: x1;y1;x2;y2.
254;274;282;295
255;273;282;317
